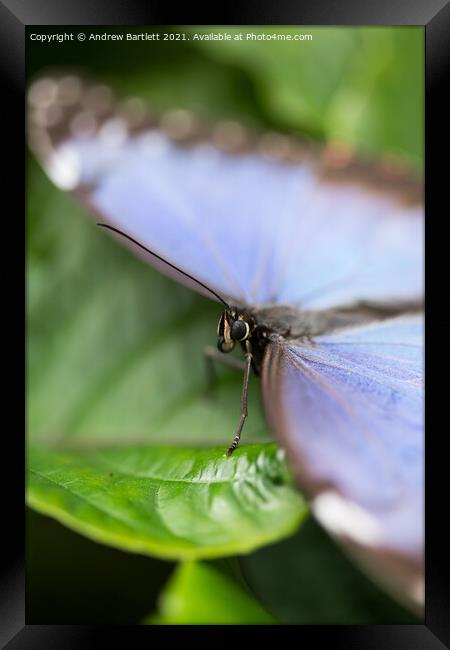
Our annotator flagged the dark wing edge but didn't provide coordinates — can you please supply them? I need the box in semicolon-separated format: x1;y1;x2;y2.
27;70;423;205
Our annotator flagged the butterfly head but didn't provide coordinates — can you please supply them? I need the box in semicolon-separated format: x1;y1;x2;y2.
217;309;252;353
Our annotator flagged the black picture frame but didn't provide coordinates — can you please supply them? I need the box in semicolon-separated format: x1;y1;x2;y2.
2;1;448;646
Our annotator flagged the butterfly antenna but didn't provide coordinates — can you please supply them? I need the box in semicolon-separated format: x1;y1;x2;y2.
97;223;230;308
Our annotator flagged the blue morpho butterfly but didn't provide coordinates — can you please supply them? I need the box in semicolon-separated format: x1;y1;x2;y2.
27;74;424;613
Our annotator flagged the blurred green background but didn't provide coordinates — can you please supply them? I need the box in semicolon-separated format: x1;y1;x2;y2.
26;26;423;624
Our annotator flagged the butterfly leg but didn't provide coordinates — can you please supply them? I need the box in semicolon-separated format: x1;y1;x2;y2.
226;352;253;456
203;345;246;395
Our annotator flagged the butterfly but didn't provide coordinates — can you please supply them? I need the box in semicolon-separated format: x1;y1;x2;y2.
27;73;424;614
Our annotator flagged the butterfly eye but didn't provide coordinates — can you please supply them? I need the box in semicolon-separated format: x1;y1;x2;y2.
230;319;249;341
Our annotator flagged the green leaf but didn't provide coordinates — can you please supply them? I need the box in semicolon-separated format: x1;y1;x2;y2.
146;561;275;624
27;444;307;560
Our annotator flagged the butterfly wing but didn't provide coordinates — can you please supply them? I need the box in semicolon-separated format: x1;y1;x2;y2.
27;74;423;309
261;314;424;611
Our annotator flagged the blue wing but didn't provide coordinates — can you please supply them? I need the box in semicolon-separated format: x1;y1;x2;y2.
27;74;423;309
262;314;423;610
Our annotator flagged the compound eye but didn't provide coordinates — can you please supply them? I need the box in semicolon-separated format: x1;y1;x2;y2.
230;319;249;341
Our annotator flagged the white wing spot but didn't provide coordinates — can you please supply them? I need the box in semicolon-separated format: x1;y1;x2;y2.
313;491;383;547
